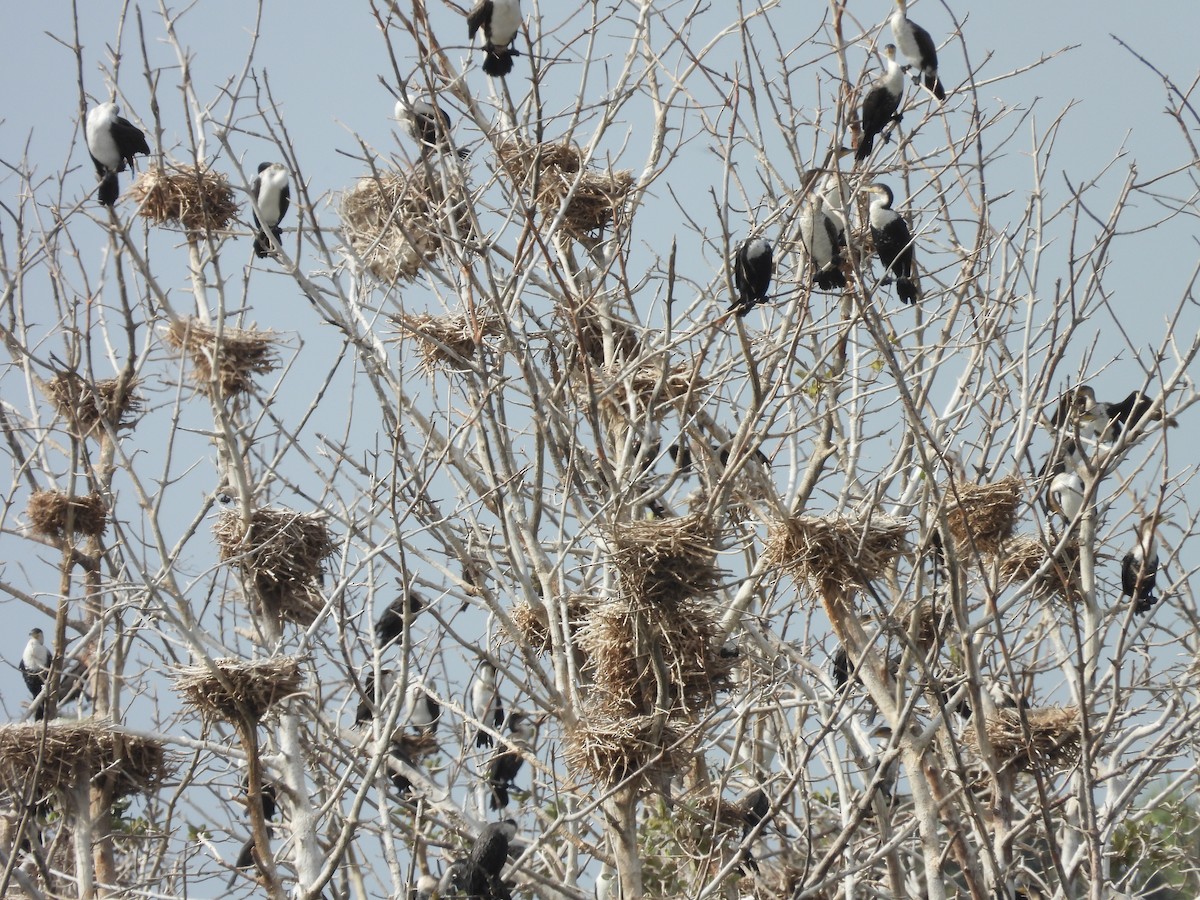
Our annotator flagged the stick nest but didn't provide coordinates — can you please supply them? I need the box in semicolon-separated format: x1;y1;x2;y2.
497;141;635;238
43;372;143;437
606;513;721;606
942;476;1023;555
27;489;108;538
128;165;239;232
994;535;1081;602
164;318;279;396
510;596;589;656
553;295;641;375
340;168;470;282
563;712;691;791
176;656;303;724
765;515;910;599
396;311;504;373
0;721;166;802
968;706;1082;772
214;508;335;626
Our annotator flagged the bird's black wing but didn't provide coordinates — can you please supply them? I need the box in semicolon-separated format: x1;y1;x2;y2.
278;184;291;224
467;0;494;39
909;21;946;100
112;116;151;164
19;660;45;699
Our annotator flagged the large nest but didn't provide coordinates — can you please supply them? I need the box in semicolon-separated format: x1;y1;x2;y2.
553;295;641;375
395;311;504;373
128;165;239;232
0;721;166;802
497;141;634;238
164;318;279;396
27;489;107;538
994;535;1081;602
563;712;691;792
765;515;910;600
510;596;589;656
942;476;1023;555
214;508;336;626
968;706;1082;773
43;371;143;437
340;167;470;282
175;656;303;724
606;513;721;606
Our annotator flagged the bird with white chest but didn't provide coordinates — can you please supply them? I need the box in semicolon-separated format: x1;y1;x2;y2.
890;0;946;101
467;0;523;77
251;162;290;259
862;182;921;304
855;44;904;162
19;628;51;720
395;95;470;160
85;102;151;206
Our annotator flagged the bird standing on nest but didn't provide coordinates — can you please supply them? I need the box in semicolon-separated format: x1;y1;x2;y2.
19;628;51;721
467;0;522;77
85;102;150;206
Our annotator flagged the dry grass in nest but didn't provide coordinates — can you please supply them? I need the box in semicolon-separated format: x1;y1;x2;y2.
164;318;279;396
340;168;470;282
27;489;107;538
497;141;635;238
607;513;721;606
0;721;165;802
553;295;641;374
128;165;239;232
43;372;143;437
214;508;335;626
942;476;1022;555
994;535;1081;602
563;712;690;791
175;656;303;724
510;597;588;656
395;311;503;373
968;706;1082;773
765;515;909;599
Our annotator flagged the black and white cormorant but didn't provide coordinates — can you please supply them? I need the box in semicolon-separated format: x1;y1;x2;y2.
406;682;441;736
855;45;904;162
799;170;847;291
250;162;291;259
1121;517;1160;614
727;237;774;317
472;661;505;747
487;711;536;809
395;95;470;159
891;0;946;101
374;590;425;649
1049;386;1106;438
354;667;395;727
1103;391;1171;440
20;628;50;721
862;182;920;304
467;0;523;77
85;102;151;207
1047;462;1085;523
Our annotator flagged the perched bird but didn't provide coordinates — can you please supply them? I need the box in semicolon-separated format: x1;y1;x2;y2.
488;712;536;809
799;170;847;291
354;668;396;727
388;744;415;798
890;0;946;101
855;45;904;162
85;102;150;206
374;590;425;649
1121;517;1160;614
472;662;505;748
1047;463;1086;523
250;162;290;259
469;819;517;880
19;628;51;720
668;439;693;474
395;95;470;159
1049;386;1107;439
862;182;920;304
830;645;853;689
227;828;273;887
1103;391;1167;440
467;0;523;77
595;863;616;900
728;238;774;317
240;775;278;822
736;785;770;873
718;442;770;469
409;874;439;899
406;682;441;736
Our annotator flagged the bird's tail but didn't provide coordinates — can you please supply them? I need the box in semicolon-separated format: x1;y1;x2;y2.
475;729;494;748
854;134;874;162
254;226;283;259
814;261;847;291
927;73;946;102
490;782;510;809
897;276;920;305
97;172;120;207
482;48;517;77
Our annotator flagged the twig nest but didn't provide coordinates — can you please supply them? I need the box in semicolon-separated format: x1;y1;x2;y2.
563;712;690;791
175;656;303;724
0;721;166;802
554;295;640;375
607;513;721;606
765;514;910;600
942;476;1022;554
395;311;503;373
43;371;143;437
340;167;470;282
968;705;1082;772
510;596;588;656
164;318;279;396
497;140;634;237
994;535;1081;602
128;164;239;233
27;489;107;538
214;508;336;626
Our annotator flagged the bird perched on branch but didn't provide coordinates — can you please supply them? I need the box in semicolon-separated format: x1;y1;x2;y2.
487;711;537;808
467;819;518;898
1047;462;1086;524
856;45;904;162
468;0;523;77
862;182;921;304
406;682;441;736
251;162;290;259
354;667;395;727
395;95;470;159
891;0;946;101
240;775;278;822
19;628;51;721
1103;390;1173;440
85;102;150;206
472;661;504;747
374;590;425;649
727;238;774;317
799;170;847;291
1122;516;1161;614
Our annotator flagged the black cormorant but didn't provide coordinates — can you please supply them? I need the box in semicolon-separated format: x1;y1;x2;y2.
1121;517;1160;614
855;45;904;162
374;590;425;648
395;96;470;159
728;238;774;317
85;102;150;206
862;182;920;304
1104;391;1166;440
488;712;536;809
240;775;278;821
472;662;504;747
251;162;290;259
891;0;946;101
467;0;523;77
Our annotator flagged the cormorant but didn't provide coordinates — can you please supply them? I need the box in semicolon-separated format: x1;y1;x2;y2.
227;828;274;887
728;238;774;317
891;0;946;101
240;775;278;821
467;0;523;77
409;874;439;899
19;628;50;721
1104;391;1166;440
1049;386;1107;438
1047;463;1085;523
1121;517;1160;614
354;668;395;727
395;96;470;159
830;645;852;689
469;819;517;881
406;682;441;736
488;712;536;809
855;45;904;162
374;590;425;649
84;102;150;206
736;786;770;872
862;182;920;304
472;662;504;747
799;171;847;291
668;439;693;474
251;162;290;259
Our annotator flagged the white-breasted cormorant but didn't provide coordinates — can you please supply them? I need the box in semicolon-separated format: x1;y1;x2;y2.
799;170;847;291
467;0;522;77
406;682;441;736
85;102;150;206
728;238;774;317
354;667;395;727
855;45;904;162
251;162;290;259
891;0;946;101
862;182;920;304
472;662;504;747
395;96;470;159
487;711;536;809
1121;517;1160;614
1047;463;1085;523
20;628;50;721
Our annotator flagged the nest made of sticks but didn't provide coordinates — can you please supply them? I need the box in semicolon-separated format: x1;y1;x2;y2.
969;705;1082;773
27;489;107;538
497;141;635;238
340;167;470;282
128;165;239;232
942;476;1023;555
606;513;721;607
43;372;143;437
766;515;910;599
395;311;504;373
175;656;303;724
164;318;279;396
214;508;335;626
994;535;1081;602
0;721;166;802
553;295;641;375
563;711;691;791
510;596;589;656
